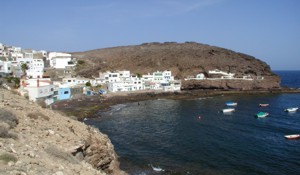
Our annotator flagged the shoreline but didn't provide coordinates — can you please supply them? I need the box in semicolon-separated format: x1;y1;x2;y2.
52;88;300;120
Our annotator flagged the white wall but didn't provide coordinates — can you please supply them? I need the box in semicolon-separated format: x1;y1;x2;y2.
51;57;72;69
0;61;12;74
26;59;44;78
48;52;71;61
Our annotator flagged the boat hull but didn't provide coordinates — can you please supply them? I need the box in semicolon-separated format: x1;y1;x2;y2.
256;112;269;118
226;102;237;106
259;104;269;107
285;107;299;112
223;109;235;113
284;134;300;140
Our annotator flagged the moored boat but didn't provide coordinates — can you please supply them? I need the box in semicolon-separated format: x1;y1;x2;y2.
226;102;237;106
259;104;269;107
284;134;300;140
255;112;269;118
284;107;299;113
222;108;235;113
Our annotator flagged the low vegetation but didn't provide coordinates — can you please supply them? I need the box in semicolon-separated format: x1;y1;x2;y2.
0;110;18;128
45;146;79;164
0;153;18;164
27;112;50;121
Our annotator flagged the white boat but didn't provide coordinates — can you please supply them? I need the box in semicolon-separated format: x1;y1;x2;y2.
284;107;299;113
222;108;235;113
150;164;164;172
226;102;237;106
284;134;300;140
259;104;269;107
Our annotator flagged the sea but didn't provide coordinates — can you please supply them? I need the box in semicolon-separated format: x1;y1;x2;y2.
84;70;300;175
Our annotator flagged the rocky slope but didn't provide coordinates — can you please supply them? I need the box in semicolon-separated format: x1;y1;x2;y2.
0;88;126;175
72;42;280;89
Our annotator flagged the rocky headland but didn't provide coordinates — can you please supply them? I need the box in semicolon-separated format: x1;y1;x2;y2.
0;88;127;175
72;42;280;90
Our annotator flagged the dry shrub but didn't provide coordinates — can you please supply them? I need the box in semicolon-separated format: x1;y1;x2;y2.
45;146;79;164
0;126;18;139
0;153;18;164
27;112;50;121
36;99;47;108
0;110;18;128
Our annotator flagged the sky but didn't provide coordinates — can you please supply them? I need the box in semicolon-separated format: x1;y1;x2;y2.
1;0;299;70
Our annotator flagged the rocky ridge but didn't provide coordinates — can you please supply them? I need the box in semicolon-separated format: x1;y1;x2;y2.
0;88;126;175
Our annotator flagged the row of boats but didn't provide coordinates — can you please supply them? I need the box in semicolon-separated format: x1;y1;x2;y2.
222;102;300;140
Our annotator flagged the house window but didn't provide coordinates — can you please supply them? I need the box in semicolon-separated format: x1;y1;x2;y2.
68;80;71;82
51;88;54;91
64;91;69;94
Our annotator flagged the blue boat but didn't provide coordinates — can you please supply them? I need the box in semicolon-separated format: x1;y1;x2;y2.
225;102;238;106
256;112;269;118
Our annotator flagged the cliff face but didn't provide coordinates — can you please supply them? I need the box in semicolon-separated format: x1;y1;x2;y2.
72;42;280;89
182;76;280;90
0;88;126;175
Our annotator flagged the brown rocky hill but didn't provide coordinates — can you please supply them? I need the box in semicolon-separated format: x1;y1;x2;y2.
0;88;127;175
72;42;280;90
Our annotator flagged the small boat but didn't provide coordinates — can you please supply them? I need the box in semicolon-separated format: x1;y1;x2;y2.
226;102;237;106
284;134;300;140
222;108;235;113
255;112;269;118
150;164;164;172
284;107;299;113
259;104;269;107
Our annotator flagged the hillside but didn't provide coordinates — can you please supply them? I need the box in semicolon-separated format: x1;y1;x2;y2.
72;42;280;89
0;88;126;175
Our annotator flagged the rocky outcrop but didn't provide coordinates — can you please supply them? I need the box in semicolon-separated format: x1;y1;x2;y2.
72;42;280;90
182;76;281;90
0;88;126;175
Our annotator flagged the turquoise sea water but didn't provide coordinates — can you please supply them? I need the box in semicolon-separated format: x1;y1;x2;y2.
85;71;300;175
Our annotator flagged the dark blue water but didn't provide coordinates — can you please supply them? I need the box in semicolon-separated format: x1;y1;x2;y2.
85;71;300;175
275;70;300;88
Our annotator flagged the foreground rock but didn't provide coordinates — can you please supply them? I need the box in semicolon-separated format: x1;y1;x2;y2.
0;88;126;175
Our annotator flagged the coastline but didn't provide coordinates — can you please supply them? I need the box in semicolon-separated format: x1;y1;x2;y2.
52;88;300;120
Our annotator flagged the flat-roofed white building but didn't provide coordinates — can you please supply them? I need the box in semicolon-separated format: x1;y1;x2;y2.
20;78;54;105
62;77;96;87
26;59;44;78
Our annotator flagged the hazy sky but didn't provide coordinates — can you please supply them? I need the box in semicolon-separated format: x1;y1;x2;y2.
1;0;299;70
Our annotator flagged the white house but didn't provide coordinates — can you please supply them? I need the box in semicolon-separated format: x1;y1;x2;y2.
20;78;55;105
162;80;181;91
47;52;75;69
108;80;144;92
0;61;12;77
98;70;131;84
10;52;23;60
51;57;75;69
26;59;44;78
23;51;33;59
62;77;96;87
48;52;71;61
